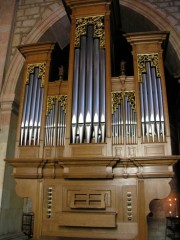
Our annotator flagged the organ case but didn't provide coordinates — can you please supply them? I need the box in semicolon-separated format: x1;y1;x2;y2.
6;1;178;240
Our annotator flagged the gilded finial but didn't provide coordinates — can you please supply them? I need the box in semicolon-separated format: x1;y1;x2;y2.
59;65;64;80
120;60;126;76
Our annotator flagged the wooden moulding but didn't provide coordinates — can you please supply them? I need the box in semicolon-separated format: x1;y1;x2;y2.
114;156;178;178
5;156;178;179
58;212;117;228
5;157;119;179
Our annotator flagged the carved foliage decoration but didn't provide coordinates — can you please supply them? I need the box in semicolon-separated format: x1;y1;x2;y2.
75;16;105;48
112;91;136;113
124;91;136;111
137;54;160;82
46;95;67;115
26;63;46;86
111;91;123;114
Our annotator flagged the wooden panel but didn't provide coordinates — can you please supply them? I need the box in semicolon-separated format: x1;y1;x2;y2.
58;212;116;227
19;147;39;158
144;145;165;156
71;144;105;157
70;191;106;209
62;184;115;212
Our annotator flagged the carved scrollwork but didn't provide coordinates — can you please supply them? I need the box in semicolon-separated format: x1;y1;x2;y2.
137;53;160;82
75;16;105;48
46;95;67;115
57;95;67;113
46;96;56;115
124;91;136;111
111;91;123;114
26;63;46;86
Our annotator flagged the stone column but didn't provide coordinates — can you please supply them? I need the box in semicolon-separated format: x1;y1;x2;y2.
0;0;17;92
0;97;23;234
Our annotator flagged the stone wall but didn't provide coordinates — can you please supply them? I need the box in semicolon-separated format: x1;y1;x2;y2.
146;0;180;32
11;0;62;57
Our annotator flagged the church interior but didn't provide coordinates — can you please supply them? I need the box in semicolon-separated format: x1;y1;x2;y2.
0;0;180;240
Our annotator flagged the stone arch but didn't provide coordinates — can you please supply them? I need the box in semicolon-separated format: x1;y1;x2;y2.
0;5;66;104
120;0;180;76
120;0;180;59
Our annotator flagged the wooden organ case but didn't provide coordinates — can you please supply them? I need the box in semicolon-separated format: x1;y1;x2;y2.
6;1;179;240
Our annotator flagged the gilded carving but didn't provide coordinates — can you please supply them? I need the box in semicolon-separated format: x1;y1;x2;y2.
111;92;123;114
26;63;46;86
57;95;67;113
137;54;160;82
75;16;105;48
124;91;136;111
46;95;67;115
46;96;56;115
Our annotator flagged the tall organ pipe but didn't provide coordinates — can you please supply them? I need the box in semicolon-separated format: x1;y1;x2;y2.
28;68;38;145
157;77;165;141
20;84;29;145
140;83;145;142
93;38;100;143
33;79;41;145
157;77;164;122
142;73;150;142
78;36;86;143
100;48;106;143
151;67;161;141
24;73;34;145
146;62;155;122
146;62;155;141
85;25;93;143
57;102;62;146
72;48;80;143
37;87;44;145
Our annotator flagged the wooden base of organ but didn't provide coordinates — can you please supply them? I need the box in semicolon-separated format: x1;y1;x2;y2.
6;155;177;240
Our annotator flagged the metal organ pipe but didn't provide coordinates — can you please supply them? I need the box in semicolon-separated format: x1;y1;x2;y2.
72;48;80;143
24;73;34;146
78;36;86;143
151;67;161;141
37;86;44;145
29;68;39;145
85;25;93;143
93;38;100;143
100;48;106;143
57;102;62;146
146;62;155;142
157;77;165;141
20;84;29;145
33;78;41;145
140;83;145;142
142;73;150;142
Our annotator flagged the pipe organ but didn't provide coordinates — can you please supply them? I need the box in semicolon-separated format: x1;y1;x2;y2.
138;55;165;143
45;95;67;146
71;21;106;144
20;65;45;146
6;1;179;240
112;90;137;145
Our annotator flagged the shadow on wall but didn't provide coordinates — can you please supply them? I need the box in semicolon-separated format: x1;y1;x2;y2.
148;178;180;240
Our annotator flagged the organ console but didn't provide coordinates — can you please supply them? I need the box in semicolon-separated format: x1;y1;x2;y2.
6;1;179;240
